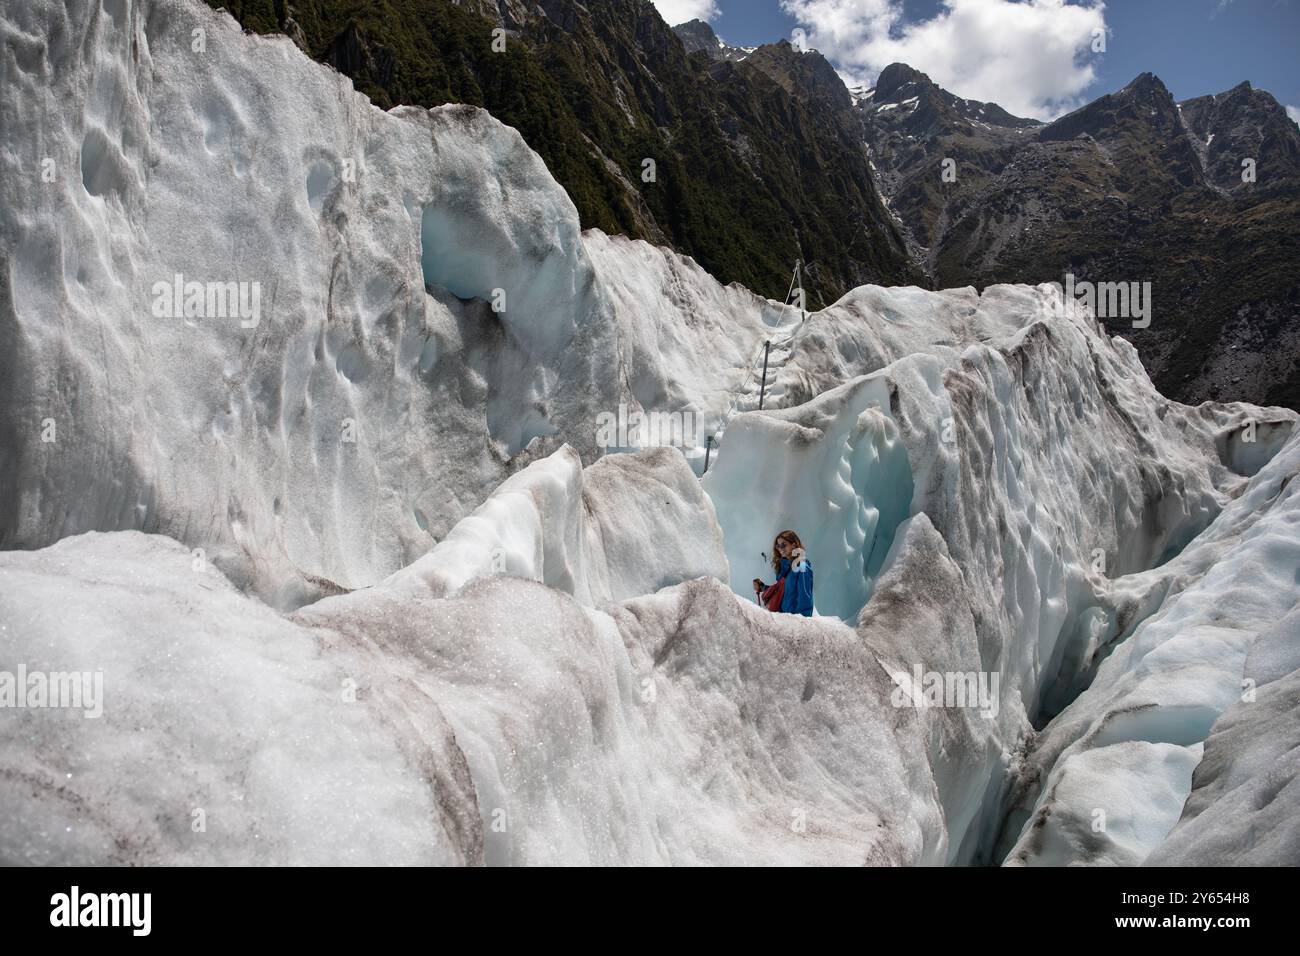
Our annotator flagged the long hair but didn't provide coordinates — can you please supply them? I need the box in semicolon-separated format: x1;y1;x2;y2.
771;530;803;573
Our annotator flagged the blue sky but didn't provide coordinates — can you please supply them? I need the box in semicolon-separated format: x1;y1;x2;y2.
653;0;1300;121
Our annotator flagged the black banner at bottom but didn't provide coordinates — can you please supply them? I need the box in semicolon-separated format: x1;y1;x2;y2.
0;866;1282;941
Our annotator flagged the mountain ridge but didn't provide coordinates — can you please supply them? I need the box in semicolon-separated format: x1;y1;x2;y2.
761;50;1300;410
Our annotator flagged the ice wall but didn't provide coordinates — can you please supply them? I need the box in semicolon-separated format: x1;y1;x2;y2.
0;0;788;608
1002;428;1300;866
702;374;912;619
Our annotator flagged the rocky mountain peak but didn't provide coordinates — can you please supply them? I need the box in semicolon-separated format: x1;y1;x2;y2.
743;40;852;110
873;62;932;101
1038;71;1182;145
672;18;752;62
1115;72;1181;116
867;62;1038;131
1178;79;1300;194
673;17;721;54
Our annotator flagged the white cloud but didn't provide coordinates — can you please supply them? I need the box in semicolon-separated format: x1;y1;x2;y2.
650;0;720;25
1288;105;1300;128
780;0;1109;120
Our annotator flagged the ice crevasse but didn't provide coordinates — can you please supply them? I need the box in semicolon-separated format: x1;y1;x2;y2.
2;0;1299;866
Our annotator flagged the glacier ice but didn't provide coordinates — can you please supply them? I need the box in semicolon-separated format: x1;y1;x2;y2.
0;531;478;866
2;0;1299;867
383;444;728;607
1002;428;1300;866
0;462;939;865
0;0;788;608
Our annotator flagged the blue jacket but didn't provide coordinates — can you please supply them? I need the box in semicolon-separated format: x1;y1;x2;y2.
777;557;814;617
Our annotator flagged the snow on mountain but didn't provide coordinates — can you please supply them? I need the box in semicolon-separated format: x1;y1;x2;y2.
2;0;1299;867
849;85;875;105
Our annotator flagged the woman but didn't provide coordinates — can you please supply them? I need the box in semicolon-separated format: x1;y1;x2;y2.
752;530;814;617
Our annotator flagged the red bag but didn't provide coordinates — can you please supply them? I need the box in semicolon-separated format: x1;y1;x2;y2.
761;576;786;612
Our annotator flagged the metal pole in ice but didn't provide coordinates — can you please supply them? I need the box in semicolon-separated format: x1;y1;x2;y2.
758;341;770;410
